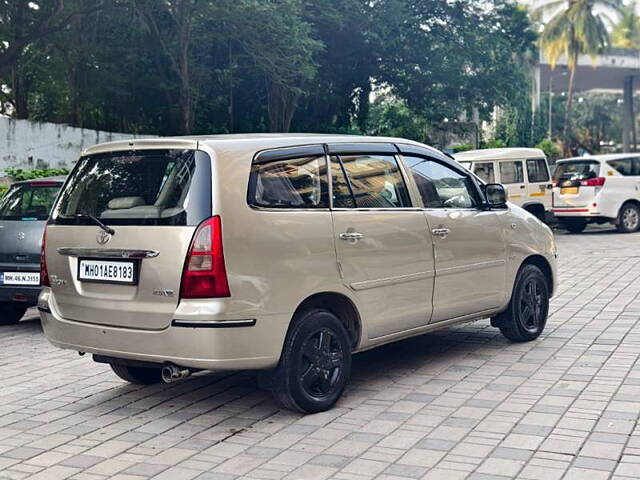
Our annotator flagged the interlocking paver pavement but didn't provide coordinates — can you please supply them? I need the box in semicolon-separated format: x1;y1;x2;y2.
2;227;640;479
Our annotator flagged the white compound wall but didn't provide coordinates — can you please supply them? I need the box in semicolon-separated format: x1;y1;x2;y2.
0;116;155;171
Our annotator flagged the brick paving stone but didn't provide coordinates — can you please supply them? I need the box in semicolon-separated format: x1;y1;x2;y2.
3;229;640;479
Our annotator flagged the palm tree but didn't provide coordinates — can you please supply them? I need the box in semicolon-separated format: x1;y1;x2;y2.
537;0;622;156
612;4;640;49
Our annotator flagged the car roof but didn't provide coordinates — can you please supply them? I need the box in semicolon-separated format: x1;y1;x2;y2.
453;148;546;162
80;133;436;157
11;175;66;185
557;153;640;163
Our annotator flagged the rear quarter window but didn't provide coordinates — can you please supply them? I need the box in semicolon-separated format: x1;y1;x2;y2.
51;149;211;226
526;158;550;183
248;155;329;209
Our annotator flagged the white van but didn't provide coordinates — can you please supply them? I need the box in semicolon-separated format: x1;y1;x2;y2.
454;148;553;221
552;154;640;233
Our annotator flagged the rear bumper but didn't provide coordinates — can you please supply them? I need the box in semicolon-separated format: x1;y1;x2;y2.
551;208;611;219
0;285;41;305
38;288;289;371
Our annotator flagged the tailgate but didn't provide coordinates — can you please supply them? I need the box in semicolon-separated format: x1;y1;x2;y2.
46;225;194;330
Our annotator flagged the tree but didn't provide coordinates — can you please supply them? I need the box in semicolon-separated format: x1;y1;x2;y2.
612;4;640;49
133;0;198;135
538;0;623;156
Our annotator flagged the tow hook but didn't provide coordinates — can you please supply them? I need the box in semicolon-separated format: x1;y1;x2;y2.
161;364;191;383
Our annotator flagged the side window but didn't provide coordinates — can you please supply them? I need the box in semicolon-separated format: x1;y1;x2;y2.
338;154;410;208
473;162;495;183
249;155;328;208
500;161;524;184
526;158;550;183
331;156;356;208
608;158;634;176
405;156;478;209
633;158;640;176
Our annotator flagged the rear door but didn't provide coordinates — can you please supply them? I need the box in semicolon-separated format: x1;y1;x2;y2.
329;144;434;340
46;148;211;330
499;160;526;206
525;158;552;209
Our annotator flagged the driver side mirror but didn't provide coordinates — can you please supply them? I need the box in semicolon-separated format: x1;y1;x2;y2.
485;183;508;208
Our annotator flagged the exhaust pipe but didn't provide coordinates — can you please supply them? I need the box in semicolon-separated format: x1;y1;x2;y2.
161;364;191;383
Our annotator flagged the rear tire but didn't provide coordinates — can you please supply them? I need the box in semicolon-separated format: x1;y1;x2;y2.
560;217;587;234
617;203;640;233
110;363;163;385
272;309;352;413
493;264;549;343
0;303;28;325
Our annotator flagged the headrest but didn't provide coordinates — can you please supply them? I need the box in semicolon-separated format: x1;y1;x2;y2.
107;196;146;210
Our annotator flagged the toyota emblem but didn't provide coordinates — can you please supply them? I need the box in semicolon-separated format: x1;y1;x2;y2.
96;230;112;245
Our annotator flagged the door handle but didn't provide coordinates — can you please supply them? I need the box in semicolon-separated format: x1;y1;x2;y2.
520;185;526;189
339;232;364;241
431;228;450;238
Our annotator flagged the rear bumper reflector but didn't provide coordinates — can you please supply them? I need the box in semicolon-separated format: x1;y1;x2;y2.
552;209;589;213
171;319;256;328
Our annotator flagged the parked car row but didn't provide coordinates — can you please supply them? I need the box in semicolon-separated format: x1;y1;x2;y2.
1;135;638;413
455;149;640;234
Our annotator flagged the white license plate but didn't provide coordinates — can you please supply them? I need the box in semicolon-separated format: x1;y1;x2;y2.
0;272;40;286
78;259;137;285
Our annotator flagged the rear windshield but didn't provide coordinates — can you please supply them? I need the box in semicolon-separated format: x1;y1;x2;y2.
51;149;211;226
553;160;600;182
0;183;61;221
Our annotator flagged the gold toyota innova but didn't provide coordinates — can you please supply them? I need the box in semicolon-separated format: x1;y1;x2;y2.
39;134;557;413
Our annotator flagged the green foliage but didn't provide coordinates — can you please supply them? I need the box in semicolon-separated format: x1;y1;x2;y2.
0;186;7;197
483;139;507;149
451;144;475;153
4;168;69;182
535;139;561;162
0;0;538;138
612;5;640;49
367;97;427;142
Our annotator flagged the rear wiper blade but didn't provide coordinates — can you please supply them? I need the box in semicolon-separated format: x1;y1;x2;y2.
76;213;115;235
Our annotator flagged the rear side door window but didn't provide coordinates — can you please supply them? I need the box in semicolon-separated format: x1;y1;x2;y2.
334;154;410;208
249;155;328;208
500;161;525;184
404;156;478;209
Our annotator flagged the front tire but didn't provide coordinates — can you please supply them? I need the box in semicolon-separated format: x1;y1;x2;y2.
0;303;28;325
110;363;163;385
493;264;549;342
272;309;352;413
617;203;640;233
560;217;587;234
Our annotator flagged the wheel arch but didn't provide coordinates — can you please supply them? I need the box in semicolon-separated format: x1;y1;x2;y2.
291;292;362;351
521;254;554;297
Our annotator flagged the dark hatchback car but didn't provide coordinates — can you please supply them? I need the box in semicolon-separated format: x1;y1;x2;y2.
0;177;65;324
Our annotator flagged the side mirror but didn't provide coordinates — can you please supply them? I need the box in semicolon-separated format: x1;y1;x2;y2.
485;183;508;207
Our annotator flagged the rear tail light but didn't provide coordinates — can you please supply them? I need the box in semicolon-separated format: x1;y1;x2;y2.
580;177;606;187
180;216;230;299
40;227;50;287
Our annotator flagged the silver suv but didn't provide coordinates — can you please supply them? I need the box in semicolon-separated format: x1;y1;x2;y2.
40;135;557;413
0;177;64;324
